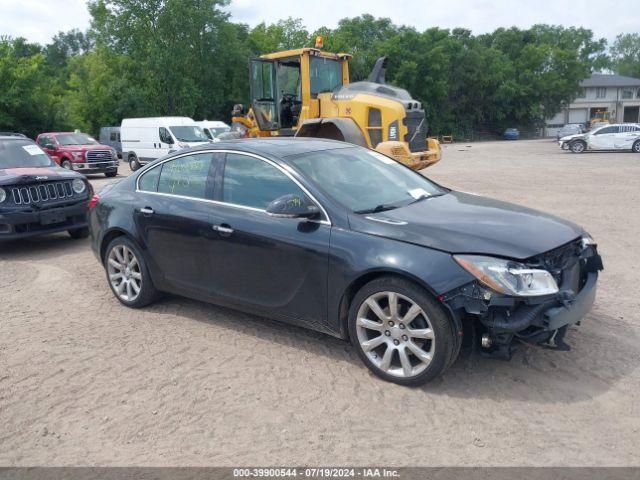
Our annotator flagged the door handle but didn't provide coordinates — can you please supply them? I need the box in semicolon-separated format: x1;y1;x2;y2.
139;207;154;216
212;224;234;235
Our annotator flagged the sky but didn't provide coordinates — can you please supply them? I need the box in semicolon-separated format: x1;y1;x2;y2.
0;0;638;46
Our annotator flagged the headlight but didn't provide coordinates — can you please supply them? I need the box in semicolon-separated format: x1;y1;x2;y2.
581;234;596;248
72;152;84;160
72;179;86;194
0;187;6;203
454;254;559;297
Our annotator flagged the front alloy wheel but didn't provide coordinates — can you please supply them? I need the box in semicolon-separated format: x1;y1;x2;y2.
349;277;457;386
356;291;435;378
633;140;640;153
105;237;158;307
570;140;586;153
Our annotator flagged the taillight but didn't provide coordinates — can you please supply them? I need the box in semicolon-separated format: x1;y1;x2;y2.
89;194;100;210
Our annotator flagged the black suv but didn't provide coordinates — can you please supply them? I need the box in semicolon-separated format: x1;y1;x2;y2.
0;135;92;240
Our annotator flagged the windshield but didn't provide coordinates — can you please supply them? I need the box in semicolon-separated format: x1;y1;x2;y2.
170;126;208;142
0;139;55;168
210;127;230;136
288;147;445;213
57;133;98;146
310;57;343;95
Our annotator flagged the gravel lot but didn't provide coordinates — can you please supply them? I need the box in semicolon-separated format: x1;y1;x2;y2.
1;139;639;466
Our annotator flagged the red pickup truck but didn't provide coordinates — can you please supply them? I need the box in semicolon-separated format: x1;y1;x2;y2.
35;132;119;177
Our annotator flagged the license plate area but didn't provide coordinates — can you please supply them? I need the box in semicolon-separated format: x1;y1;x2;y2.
40;210;67;225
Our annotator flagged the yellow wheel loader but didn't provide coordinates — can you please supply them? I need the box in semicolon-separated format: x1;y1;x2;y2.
231;40;441;170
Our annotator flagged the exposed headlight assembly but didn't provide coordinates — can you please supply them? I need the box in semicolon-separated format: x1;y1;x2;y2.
454;254;559;297
581;234;597;248
72;179;86;194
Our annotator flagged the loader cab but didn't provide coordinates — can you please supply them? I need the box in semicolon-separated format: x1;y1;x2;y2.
249;49;350;133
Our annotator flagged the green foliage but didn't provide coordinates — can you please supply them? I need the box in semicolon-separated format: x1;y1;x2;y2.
0;5;621;140
610;33;640;78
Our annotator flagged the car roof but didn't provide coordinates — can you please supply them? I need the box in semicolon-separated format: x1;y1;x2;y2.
0;135;32;141
189;137;356;158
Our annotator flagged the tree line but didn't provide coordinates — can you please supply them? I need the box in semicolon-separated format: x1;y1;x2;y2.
1;0;638;140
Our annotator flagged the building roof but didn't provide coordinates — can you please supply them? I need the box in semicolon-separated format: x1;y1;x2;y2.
580;74;640;88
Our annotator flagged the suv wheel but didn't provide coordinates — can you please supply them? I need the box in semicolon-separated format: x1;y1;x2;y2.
68;227;89;239
348;276;457;386
570;140;586;153
105;236;159;308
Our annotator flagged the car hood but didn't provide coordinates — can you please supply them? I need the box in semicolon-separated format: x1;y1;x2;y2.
348;191;585;260
0;166;81;185
560;133;585;141
64;144;113;151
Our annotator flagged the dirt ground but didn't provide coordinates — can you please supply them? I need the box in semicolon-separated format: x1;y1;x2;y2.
1;139;639;466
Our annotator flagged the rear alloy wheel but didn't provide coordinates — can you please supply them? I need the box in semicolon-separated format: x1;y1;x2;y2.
349;277;456;386
570;140;586;153
633;140;640;153
61;159;72;169
105;237;158;307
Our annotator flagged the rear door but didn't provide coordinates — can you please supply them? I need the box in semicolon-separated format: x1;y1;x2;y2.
614;124;640;149
134;151;222;296
250;59;280;131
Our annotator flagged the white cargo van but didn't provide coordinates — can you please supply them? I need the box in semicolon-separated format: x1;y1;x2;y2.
195;120;231;141
120;117;210;170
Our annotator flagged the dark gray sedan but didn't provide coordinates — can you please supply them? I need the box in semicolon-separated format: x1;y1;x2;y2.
88;138;602;386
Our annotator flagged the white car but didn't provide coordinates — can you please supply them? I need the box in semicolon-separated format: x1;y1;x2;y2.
559;123;640;153
195;120;230;141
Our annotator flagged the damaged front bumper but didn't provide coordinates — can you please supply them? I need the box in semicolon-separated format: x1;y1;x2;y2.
443;241;603;357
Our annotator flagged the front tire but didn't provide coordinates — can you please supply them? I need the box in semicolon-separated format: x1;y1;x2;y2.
348;276;457;386
61;159;72;169
570;140;586;153
105;171;118;178
633;140;640;153
104;236;159;308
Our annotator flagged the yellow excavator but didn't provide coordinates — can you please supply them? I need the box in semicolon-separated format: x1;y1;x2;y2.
230;38;441;170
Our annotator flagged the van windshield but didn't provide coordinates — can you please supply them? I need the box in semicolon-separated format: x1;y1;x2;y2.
0;139;55;168
170;126;208;142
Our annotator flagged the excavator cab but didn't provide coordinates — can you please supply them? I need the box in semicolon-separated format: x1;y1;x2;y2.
249;51;346;134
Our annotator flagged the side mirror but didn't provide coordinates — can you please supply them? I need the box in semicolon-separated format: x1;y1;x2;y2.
266;194;320;219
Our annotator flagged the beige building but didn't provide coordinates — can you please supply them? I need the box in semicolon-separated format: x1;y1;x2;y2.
546;74;640;136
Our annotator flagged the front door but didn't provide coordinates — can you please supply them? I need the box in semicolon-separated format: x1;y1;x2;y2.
134;151;220;296
250;59;280;131
589;125;619;150
208;152;330;326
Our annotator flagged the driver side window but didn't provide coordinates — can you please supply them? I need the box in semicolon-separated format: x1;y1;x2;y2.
222;153;307;210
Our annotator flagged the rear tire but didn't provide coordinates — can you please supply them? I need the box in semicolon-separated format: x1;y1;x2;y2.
570;140;586;153
68;227;89;239
633;140;640;153
348;276;457;386
128;154;140;171
104;236;159;308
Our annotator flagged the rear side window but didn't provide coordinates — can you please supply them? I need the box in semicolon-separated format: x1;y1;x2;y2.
222;153;306;209
138;166;160;192
156;153;214;199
